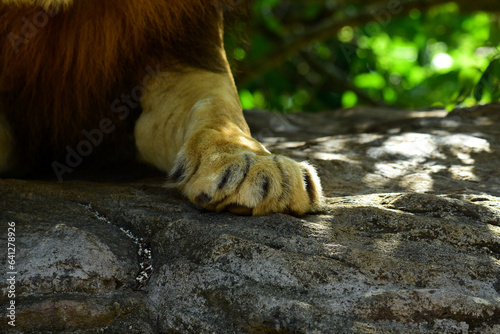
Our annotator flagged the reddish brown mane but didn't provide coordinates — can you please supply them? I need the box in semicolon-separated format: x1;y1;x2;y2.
0;0;230;165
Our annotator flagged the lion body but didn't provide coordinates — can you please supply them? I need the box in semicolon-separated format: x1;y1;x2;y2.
0;0;225;162
0;0;323;215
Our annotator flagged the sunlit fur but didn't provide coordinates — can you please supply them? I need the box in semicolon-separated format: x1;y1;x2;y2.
0;0;324;215
136;68;323;215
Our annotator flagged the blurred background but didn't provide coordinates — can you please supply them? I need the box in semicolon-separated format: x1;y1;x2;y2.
227;0;500;112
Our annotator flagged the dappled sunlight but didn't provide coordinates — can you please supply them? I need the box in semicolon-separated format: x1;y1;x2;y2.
250;104;500;199
363;161;448;192
487;224;500;236
407;110;448;118
311;152;359;164
361;132;493;193
449;165;480;182
367;133;443;161
399;172;435;192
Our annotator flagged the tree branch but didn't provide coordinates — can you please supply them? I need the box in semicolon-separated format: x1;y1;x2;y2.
236;0;499;86
299;51;386;107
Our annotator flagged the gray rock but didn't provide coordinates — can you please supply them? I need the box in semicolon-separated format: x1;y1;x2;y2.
1;104;500;333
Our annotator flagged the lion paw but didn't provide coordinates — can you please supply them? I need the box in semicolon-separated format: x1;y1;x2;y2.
168;130;323;216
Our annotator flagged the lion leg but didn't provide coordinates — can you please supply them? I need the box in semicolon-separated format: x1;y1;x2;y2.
135;68;323;216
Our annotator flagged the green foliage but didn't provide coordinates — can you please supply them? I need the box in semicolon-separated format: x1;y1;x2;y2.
231;1;500;112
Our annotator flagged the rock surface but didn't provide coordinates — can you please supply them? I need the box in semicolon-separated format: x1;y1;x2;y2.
1;104;500;333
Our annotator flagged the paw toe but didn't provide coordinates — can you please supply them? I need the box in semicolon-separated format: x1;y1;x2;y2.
170;149;323;216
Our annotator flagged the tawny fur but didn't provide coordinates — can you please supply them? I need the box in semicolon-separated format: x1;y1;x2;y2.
136;69;322;215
